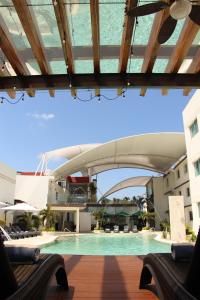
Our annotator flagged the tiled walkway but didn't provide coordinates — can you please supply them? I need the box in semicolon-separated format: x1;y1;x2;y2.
47;255;158;300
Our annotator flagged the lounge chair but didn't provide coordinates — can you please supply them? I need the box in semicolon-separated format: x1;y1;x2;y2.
123;225;129;233
132;225;138;233
0;236;69;300
104;226;111;233
113;225;119;233
139;229;200;300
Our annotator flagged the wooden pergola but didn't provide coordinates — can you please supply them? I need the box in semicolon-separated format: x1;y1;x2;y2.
0;0;200;98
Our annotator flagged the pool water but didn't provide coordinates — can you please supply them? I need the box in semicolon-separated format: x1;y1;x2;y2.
41;233;170;255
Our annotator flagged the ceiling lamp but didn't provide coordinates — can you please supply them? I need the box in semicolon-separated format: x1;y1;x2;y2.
170;0;192;20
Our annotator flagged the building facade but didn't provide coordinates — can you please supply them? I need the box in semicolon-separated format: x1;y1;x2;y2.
183;90;200;233
0;161;16;224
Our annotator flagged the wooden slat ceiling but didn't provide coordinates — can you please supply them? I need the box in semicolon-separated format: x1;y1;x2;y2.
0;1;199;98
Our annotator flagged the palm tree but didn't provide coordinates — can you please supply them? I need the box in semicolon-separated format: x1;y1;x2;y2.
39;205;55;229
89;182;97;202
138;211;155;228
16;212;34;230
92;208;105;229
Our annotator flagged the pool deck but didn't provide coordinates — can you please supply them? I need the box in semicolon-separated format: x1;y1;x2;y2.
4;235;58;248
47;255;158;300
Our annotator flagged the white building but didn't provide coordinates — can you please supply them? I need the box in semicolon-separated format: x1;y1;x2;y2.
0;162;16;224
183;90;200;233
15;172;67;210
146;156;192;230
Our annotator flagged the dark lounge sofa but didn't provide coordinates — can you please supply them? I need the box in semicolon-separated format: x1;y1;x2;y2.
139;229;200;300
0;236;69;300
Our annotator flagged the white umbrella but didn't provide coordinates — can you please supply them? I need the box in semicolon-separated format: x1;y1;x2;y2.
0;203;39;212
0;201;8;207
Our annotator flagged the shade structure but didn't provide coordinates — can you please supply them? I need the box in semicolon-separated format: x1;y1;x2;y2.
116;211;131;217
0;203;39;212
132;211;144;217
53;133;186;180
103;212;115;218
0;1;199;96
102;176;152;199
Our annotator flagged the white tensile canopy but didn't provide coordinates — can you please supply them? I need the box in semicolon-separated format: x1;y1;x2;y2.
0;203;39;212
53;133;186;180
102;176;152;199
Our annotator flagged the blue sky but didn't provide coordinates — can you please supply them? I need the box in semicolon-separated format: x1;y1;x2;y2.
0;88;192;199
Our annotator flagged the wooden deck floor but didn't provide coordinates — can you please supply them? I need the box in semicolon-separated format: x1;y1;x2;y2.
47;255;158;300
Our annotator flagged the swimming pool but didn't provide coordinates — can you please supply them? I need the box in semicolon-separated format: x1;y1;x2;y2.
41;233;170;255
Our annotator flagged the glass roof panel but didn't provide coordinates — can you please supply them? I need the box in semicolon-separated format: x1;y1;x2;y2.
50;61;67;74
75;60;93;73
99;0;125;45
127;58;143;73
134;15;155;45
152;59;168;73
193;31;200;45
101;59;118;73
0;0;31;50
25;60;41;75
66;1;92;46
30;0;63;49
178;59;192;73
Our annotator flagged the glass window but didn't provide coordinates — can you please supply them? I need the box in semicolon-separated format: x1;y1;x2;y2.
184;164;188;174
194;159;200;176
187;187;190;197
179;191;182;196
56;192;58;201
190;119;198;137
189;211;193;221
177;169;180;179
166;178;169;187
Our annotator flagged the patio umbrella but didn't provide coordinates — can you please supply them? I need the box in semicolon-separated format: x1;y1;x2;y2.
0;203;39;212
103;212;115;218
116;211;130;217
0;201;8;207
131;211;143;217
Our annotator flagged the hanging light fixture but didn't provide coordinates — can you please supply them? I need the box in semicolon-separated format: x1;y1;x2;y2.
170;0;192;20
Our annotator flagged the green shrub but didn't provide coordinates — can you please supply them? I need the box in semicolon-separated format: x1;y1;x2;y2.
142;226;150;230
185;224;193;235
44;226;55;232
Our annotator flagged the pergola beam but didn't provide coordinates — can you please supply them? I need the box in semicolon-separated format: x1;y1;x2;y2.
0;65;16;99
0;15;30;76
162;18;200;95
1;73;200;90
118;0;138;73
90;0;100;97
53;0;75;96
90;0;100;73
183;47;200;96
53;0;74;73
140;9;170;96
0;14;36;97
12;0;54;97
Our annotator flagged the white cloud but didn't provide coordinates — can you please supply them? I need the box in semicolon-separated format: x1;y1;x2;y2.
26;113;55;120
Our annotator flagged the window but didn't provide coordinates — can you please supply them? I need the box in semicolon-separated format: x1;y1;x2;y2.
189;211;193;221
166;178;169;187
177;169;180;179
56;192;58;201
187;187;190;197
190;119;198;137
194;159;200;176
179;191;182;196
184;164;188;174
